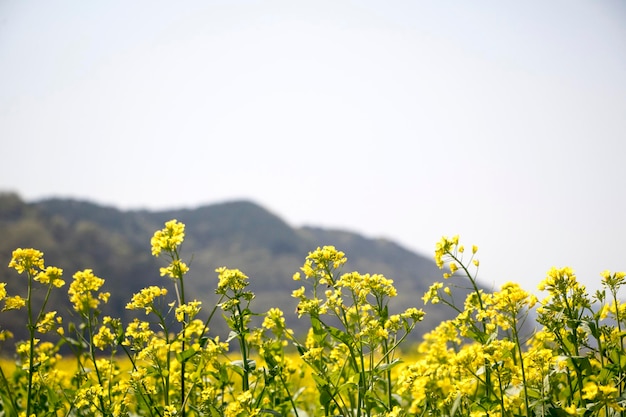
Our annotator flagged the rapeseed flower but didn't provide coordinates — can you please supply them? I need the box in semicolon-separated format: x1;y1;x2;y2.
68;269;109;314
216;267;249;293
601;270;626;289
151;219;185;256
3;295;25;311
34;266;64;287
93;324;116;350
175;299;202;322
300;245;346;283
35;311;58;334
434;235;458;269
262;307;286;332
8;248;44;275
423;282;443;304
160;259;189;279
123;319;155;349
126;286;168;314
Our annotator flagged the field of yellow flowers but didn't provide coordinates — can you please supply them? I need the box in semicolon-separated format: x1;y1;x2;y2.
1;220;624;417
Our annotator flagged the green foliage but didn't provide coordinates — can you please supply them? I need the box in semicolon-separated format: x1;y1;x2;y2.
0;221;625;417
404;236;626;417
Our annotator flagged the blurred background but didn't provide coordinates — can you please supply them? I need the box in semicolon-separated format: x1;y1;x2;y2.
1;0;625;295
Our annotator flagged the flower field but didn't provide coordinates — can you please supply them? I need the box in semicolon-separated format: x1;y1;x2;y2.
0;220;624;417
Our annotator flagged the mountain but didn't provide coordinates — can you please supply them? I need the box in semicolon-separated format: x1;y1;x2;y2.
0;192;466;348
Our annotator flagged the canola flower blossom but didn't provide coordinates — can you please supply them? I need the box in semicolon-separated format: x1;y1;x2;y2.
160;259;190;279
68;269;110;314
8;248;45;275
151;219;185;256
1;224;626;417
34;266;65;288
126;286;168;314
2;295;26;311
216;266;249;293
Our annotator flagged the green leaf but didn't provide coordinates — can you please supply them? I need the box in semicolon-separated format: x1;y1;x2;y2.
318;384;332;411
264;351;279;369
326;325;351;345
176;347;196;363
230;359;256;372
376;358;402;372
259;409;282;416
311;316;324;335
226;330;239;342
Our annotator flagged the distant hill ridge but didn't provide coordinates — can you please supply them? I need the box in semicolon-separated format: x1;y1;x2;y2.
0;192;465;346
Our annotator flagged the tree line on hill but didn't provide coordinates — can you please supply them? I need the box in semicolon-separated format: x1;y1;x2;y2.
0;192;475;350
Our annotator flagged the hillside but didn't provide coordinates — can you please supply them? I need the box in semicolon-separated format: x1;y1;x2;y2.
0;192;467;348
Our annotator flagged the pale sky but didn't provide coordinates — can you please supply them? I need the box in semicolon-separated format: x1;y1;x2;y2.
1;1;625;295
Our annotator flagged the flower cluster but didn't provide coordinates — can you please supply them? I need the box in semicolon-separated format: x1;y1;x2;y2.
399;235;626;417
2;222;625;417
8;248;45;275
292;245;424;416
150;219;185;256
68;269;110;314
126;285;168;314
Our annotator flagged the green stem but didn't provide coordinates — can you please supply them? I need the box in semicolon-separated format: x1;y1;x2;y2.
86;311;108;416
611;289;624;397
177;276;186;417
155;310;171;406
235;302;250;391
277;367;300;417
26;270;35;417
0;364;18;416
511;316;530;415
383;339;393;411
120;345;159;417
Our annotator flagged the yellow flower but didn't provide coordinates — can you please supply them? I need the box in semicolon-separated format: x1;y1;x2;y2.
151;219;185;257
598;384;618;396
126;286;168;314
262;307;286;331
160;259;189;279
538;266;578;292
300;246;347;280
295;298;322;318
3;295;26;311
582;381;599;400
68;269;107;314
216;267;249;293
291;286;305;299
163;405;178;417
93;323;116;350
8;248;44;274
402;307;425;322
34;266;65;287
434;235;461;267
123;319;155;348
601;270;626;289
0;330;13;341
563;404;579;416
36;311;58;334
423;282;443;304
175;300;202;322
387;406;403;417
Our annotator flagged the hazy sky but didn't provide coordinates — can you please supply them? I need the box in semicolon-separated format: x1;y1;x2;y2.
1;1;625;295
